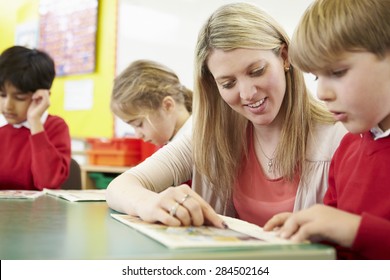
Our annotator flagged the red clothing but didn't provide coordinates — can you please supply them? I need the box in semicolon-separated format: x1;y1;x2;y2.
234;127;299;226
0;115;71;190
326;132;390;259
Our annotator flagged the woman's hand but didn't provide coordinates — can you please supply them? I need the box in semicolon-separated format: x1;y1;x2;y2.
134;184;226;228
264;204;361;247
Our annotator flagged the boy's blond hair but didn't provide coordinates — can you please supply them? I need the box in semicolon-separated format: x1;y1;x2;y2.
290;0;390;73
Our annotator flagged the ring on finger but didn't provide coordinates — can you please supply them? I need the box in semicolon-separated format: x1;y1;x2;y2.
169;202;180;217
179;194;190;205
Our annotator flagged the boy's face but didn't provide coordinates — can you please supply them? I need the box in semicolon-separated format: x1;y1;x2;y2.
313;51;390;133
0;82;33;125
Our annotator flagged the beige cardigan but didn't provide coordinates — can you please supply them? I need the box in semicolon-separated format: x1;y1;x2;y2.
127;121;347;217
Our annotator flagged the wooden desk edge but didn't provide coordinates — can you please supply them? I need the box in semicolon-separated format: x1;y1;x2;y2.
81;164;133;173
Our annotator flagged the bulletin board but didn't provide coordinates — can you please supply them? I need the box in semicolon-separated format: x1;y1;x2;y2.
38;0;98;76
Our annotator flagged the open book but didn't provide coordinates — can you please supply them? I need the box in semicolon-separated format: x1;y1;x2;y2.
111;214;294;249
43;188;106;202
0;190;44;199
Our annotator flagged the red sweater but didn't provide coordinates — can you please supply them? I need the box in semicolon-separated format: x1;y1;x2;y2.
326;132;390;259
0;115;71;190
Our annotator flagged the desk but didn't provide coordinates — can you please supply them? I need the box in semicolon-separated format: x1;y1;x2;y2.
0;195;335;260
80;164;131;189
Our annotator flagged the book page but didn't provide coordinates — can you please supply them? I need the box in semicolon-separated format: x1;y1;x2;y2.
43;189;106;202
220;215;289;243
0;190;44;199
111;214;294;249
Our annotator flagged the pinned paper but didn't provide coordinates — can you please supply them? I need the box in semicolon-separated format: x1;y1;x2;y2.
64;79;94;111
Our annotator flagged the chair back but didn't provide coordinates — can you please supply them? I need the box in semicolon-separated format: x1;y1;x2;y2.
62;158;82;189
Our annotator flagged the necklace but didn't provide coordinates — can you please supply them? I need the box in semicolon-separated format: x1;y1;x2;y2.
255;133;276;173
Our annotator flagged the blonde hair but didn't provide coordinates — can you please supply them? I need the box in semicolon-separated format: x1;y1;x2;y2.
290;0;390;72
111;59;192;120
193;2;334;202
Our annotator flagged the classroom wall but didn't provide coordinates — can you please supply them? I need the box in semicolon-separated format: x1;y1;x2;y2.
0;0;117;138
116;0;316;88
1;0;317;139
0;1;24;52
50;0;117;138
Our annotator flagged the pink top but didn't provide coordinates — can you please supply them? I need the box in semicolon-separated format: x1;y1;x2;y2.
233;127;299;227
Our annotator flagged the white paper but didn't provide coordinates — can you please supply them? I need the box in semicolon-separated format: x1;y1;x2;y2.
43;189;106;202
0;190;44;199
64;79;94;111
15;20;39;49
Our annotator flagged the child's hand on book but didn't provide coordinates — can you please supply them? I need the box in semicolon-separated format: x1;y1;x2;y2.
263;205;361;247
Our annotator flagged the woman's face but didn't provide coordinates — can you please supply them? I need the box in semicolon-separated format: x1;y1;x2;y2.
207;47;288;127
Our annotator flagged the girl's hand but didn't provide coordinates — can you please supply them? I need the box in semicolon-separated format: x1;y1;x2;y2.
134;184;226;228
264;205;361;247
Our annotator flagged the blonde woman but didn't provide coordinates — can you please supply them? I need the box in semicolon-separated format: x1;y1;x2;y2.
111;59;192;146
106;3;346;228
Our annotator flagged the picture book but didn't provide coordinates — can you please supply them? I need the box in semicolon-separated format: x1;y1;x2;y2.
43;188;106;202
111;213;294;249
0;190;44;199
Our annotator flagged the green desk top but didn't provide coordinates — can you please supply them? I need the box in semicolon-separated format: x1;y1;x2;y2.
0;195;335;260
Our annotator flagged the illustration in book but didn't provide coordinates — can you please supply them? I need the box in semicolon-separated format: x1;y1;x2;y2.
112;214;293;249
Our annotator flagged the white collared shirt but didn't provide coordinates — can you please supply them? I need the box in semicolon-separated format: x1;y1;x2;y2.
0;111;49;129
370;125;390;140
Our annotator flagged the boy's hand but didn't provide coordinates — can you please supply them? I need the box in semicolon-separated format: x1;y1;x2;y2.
264;204;361;247
27;89;50;134
263;212;292;231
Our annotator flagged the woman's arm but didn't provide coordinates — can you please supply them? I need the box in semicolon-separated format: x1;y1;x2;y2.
106;171;159;216
106;133;226;228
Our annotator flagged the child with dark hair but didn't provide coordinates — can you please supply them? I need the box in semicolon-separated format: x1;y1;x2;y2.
0;46;71;190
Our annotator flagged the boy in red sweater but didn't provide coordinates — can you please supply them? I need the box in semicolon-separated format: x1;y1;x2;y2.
0;46;71;190
264;0;390;259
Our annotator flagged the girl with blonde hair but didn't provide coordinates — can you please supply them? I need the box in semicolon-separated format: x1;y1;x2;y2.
111;59;192;146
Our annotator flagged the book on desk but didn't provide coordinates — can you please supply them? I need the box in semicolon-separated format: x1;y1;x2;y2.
0;190;44;199
111;213;295;249
43;188;106;202
0;189;106;202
